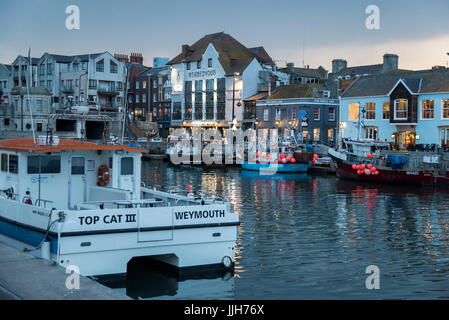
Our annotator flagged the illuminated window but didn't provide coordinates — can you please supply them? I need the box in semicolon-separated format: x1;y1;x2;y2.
421;100;434;119
328;128;334;141
349;103;359;120
365;102;375;120
313;128;320;141
443;99;449;119
382;101;390;119
328;107;335;121
365;126;378;140
394;99;408;120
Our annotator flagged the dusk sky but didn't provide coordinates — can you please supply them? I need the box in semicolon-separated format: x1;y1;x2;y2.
1;0;449;71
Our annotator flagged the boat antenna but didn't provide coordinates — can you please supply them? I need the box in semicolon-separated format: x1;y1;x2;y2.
27;47;37;145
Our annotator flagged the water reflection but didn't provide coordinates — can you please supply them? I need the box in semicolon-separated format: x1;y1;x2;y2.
100;160;449;299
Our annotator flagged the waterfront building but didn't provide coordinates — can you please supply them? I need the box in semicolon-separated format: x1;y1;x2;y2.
1;87;51;132
256;83;339;146
167;32;286;134
123;53;150;119
149;66;172;138
278;62;328;85
339;68;449;149
37;52;126;111
10;55;39;89
0;64;12;106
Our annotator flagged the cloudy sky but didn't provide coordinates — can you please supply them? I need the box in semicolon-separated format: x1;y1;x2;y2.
1;0;449;71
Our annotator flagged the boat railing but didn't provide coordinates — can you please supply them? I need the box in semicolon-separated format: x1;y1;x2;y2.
35;198;54;209
141;185;228;205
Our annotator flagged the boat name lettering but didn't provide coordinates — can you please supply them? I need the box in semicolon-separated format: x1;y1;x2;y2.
406;171;419;175
78;214;136;225
32;210;50;217
174;210;225;220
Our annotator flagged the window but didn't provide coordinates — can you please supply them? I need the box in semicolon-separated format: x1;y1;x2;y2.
110;61;118;73
349;103;359;120
71;157;85;175
206;91;214;120
382;101;390;119
82;62;87;71
292;107;297;120
328;128;334;141
172;102;182;120
142;95;146;103
136;81;140;89
264;109;269;121
128;96;132;103
89;79;97;89
75;79;79;87
1;154;7;172
197;60;201;69
47;63;53;75
208;58;212;68
153;93;157;102
328;107;335;121
136;95;140;103
117;82;122;91
153;80;157;89
27;156;61;174
96;59;104;72
47;80;52;88
394;99;408;120
143;80;147;89
120;157;133;175
313;128;320;141
421;100;434;119
216;78;226;120
313;107;320;120
443;99;449;119
8;155;18;174
365;126;378;140
206;79;214;92
275;108;281;121
186;62;191;70
36;99;43;112
365;102;375;120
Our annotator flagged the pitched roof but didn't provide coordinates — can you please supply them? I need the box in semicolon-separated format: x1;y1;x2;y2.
46;53;103;63
248;47;274;66
266;83;323;100
167;32;258;75
279;65;328;79
244;92;269;101
342;69;449;98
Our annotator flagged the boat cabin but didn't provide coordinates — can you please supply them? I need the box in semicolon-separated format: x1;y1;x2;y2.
0;138;145;210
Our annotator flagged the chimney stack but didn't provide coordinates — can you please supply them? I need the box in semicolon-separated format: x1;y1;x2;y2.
286;62;294;72
114;53;129;63
332;59;347;74
130;52;143;65
382;54;398;74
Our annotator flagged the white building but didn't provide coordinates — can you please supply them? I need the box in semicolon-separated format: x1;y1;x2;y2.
37;52;126;111
168;32;272;133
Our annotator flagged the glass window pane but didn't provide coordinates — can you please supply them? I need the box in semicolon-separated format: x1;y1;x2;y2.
27;156;39;174
1;154;7;172
121;157;133;175
8;155;18;174
71;157;85;175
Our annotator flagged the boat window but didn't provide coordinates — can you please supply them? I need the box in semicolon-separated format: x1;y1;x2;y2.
1;154;7;172
121;157;133;175
27;155;61;174
8;155;18;174
71;157;85;175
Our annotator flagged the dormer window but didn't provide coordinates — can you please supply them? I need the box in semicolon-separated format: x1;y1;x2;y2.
208;58;212;68
394;99;408;120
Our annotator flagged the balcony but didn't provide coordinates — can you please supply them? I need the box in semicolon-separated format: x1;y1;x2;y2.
62;86;74;93
97;86;120;95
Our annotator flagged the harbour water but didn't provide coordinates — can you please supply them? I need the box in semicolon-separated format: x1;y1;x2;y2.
99;160;449;299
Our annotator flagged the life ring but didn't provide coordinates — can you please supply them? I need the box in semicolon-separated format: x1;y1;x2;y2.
23;198;32;205
97;165;110;186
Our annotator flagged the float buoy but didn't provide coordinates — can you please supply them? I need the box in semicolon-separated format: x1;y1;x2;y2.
97;165;110;186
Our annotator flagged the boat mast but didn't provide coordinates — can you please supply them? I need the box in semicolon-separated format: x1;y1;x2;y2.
27;47;36;145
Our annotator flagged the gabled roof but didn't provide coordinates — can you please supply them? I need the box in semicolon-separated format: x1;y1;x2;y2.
279;65;328;80
266;83;323;100
244;92;269;101
167;32;258;75
248;47;275;66
44;52;104;63
342;69;449;98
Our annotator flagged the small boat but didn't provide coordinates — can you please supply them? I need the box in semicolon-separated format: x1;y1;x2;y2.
0;136;239;276
241;144;315;173
329;138;449;185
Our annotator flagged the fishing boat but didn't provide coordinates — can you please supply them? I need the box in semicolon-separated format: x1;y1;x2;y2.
240;144;315;173
328;138;449;185
0;136;239;276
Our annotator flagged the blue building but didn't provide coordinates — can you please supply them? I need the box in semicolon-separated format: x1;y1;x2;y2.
339;68;449;150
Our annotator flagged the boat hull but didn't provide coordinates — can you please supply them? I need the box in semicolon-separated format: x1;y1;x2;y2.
241;161;310;173
331;155;449;186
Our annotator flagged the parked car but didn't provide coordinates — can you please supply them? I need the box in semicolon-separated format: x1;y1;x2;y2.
137;137;147;143
151;138;162;142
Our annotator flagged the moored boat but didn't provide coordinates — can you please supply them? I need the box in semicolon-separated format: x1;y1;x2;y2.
329;138;449;185
0;137;239;276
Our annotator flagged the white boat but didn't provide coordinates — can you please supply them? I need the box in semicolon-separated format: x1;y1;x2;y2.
0;136;239;276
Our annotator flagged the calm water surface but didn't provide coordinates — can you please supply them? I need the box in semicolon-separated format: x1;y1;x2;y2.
100;160;449;299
